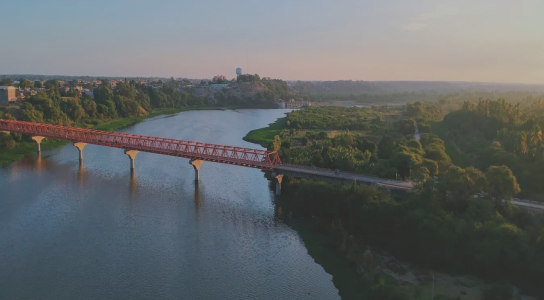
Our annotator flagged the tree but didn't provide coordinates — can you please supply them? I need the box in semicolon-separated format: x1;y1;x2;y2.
378;136;396;159
412;166;430;183
19;79;34;89
439;166;485;212
82;97;98;118
357;138;377;154
135;92;151;111
272;135;282;152
485;165;520;202
391;151;421;179
0;132;16;150
115;82;138;100
44;79;59;96
398;118;417;135
62;99;86;122
93;85;114;105
34;81;43;88
0;78;12;86
530;125;542;147
19;103;44;123
421;159;439;176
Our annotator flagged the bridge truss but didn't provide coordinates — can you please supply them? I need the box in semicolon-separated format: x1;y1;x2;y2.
0;120;281;170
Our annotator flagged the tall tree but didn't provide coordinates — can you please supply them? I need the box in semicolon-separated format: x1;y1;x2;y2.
485;165;520;203
378;136;396;159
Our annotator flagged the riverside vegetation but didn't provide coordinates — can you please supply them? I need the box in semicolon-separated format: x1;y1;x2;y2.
246;104;544;300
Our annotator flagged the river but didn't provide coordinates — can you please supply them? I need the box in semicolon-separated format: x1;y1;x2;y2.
0;109;340;300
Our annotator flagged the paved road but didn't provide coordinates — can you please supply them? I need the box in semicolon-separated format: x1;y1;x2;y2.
512;198;544;210
275;164;413;190
277;165;544;210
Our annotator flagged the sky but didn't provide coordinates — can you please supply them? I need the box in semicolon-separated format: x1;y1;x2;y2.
1;0;543;84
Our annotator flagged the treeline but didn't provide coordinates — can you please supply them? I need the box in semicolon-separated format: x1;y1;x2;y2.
214;77;299;106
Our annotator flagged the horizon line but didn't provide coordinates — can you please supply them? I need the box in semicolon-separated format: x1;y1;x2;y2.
1;74;543;86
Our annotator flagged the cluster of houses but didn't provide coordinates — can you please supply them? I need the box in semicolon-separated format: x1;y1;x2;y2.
1;75;253;104
0;78;170;104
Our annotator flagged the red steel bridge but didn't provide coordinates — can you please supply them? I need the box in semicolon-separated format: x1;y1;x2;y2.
0;120;412;194
0;119;280;169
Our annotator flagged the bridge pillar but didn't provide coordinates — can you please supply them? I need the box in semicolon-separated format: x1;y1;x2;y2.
73;142;87;163
31;136;45;154
124;150;139;171
189;160;204;182
275;174;284;196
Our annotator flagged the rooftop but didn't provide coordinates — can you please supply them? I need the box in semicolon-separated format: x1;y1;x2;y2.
0;86;17;89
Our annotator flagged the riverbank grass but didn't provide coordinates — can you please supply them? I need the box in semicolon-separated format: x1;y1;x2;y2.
0;140;69;165
243;117;287;148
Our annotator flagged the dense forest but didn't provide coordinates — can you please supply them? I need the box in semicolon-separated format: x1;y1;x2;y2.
440;98;544;200
247;103;544;299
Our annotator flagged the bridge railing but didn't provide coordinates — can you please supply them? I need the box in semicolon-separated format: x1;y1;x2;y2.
0;119;281;170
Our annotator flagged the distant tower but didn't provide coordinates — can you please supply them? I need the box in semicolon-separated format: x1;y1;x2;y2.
236;68;242;78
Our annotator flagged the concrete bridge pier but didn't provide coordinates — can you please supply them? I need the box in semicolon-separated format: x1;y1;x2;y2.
73;142;87;163
31;136;45;154
124;150;139;172
275;174;284;196
189;160;204;182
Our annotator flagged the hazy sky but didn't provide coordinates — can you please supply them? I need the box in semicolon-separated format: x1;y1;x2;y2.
1;0;543;83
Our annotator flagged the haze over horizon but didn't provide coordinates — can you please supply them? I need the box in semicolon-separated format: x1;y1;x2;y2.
1;0;543;84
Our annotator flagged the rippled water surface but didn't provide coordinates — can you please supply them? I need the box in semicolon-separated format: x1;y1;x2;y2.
0;109;340;300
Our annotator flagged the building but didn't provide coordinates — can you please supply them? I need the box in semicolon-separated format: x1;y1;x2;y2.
213;75;227;82
210;84;229;89
83;89;94;99
0;86;17;103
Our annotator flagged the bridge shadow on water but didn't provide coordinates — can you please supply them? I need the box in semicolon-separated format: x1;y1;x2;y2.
2;153;208;213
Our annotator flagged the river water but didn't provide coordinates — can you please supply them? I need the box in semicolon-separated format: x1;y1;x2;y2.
0;109;340;300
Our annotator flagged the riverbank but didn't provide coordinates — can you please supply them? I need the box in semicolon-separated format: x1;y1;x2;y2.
243;117;287;148
0;105;271;166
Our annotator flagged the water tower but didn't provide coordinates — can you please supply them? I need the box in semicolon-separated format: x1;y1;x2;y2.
236;68;242;78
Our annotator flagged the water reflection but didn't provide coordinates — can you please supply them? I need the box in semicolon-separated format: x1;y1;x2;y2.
77;162;85;185
129;171;138;197
194;182;201;214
